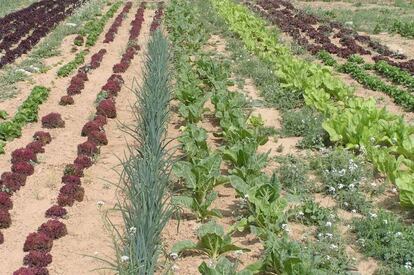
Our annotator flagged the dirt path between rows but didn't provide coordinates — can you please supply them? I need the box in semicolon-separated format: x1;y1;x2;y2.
0;2;154;274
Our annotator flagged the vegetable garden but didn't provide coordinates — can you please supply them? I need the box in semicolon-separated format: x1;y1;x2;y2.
0;0;413;274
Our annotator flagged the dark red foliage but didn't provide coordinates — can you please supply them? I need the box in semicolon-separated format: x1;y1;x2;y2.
38;219;67;240
87;130;108;146
13;267;49;275
23;232;53;252
93;115;107;127
33;132;51;146
76;71;88;81
96;99;116;118
66;82;84;95
81;121;101;136
103;2;132;43
77;141;99;157
63;164;84;177
112;62;129;73
45;205;67;219
57;193;75;207
59;95;74;106
90;49;107;69
12;162;35;176
0;231;3;244
41;113;65;129
0;209;11;228
11;148;37;164
23;251;52;268
74;35;84;46
102;79;122;97
129;3;145;40
108;74;124;84
26;141;45;154
70;74;85;87
62;175;81;185
74;155;92;169
1;172;27;192
0;192;13;210
0;0;84;70
57;184;84;206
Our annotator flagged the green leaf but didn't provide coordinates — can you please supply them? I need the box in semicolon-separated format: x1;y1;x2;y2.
171;240;198;254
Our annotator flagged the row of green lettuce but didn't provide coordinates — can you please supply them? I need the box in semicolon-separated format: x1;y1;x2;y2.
210;0;414;208
0;86;49;153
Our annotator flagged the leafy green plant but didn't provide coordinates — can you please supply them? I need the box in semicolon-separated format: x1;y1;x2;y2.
178;124;209;162
172;221;249;260
230;173;286;235
173;153;226;221
353;210;414;273
57;51;86;77
289;199;334;226
277;156;309;194
0;110;8;120
199;256;258;275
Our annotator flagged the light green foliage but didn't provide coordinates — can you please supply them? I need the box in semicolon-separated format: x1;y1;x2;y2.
172;221;249;260
57;51;86;77
210;0;414;207
0;86;49;147
173;153;226;221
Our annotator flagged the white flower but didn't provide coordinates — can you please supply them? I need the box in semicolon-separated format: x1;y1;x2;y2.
325;233;333;239
244;194;249;199
344;202;349;207
348;159;358;172
281;224;290;232
170;252;178;260
179;126;187;132
66;22;77;27
326;255;331;260
405;261;412;270
121;255;129;262
369;137;376;143
349;183;355;189
391;188;398;193
351;209;357;213
369;212;377;219
383;220;388;225
129;227;137;235
330;244;338;250
395;232;402;237
328;186;336;193
325;221;332;227
97;200;105;207
338;184;344;190
298;211;304;216
338;169;346;177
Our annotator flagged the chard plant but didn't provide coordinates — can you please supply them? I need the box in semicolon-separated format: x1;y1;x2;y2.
172;153;227;221
177;123;209;163
171;220;249;260
199;256;259;275
230;173;286;236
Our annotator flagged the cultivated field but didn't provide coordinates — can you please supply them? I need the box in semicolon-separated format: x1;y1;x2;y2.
0;0;413;274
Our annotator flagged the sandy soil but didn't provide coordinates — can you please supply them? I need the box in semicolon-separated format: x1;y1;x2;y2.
0;3;155;274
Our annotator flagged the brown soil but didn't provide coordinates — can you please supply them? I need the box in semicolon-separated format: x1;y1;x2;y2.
0;3;154;274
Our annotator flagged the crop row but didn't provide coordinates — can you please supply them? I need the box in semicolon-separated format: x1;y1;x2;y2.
0;86;49;153
165;1;294;272
213;0;414;207
77;1;123;47
11;5;157;273
248;0;414;75
103;2;132;43
0;0;87;69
